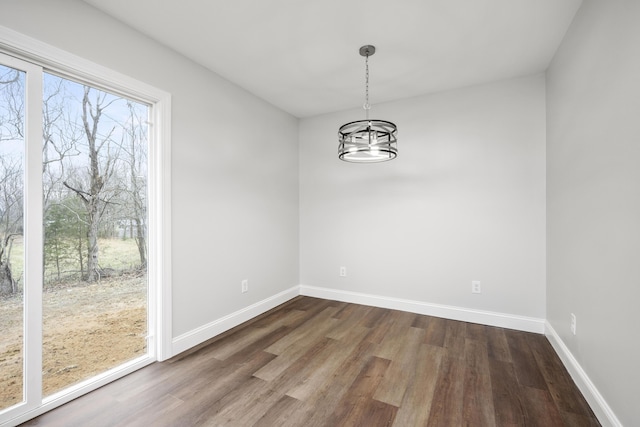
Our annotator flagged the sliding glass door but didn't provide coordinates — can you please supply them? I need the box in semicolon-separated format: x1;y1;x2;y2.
0;52;157;425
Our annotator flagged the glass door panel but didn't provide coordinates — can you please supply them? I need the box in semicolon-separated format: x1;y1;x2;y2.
41;73;149;396
0;62;26;412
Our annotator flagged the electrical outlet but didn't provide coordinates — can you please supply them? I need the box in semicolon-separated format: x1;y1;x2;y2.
471;280;481;294
339;266;347;277
570;313;576;335
241;279;248;293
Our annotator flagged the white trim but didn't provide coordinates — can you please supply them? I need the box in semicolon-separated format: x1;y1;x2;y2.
171;286;300;356
544;322;622;427
0;25;162;105
154;96;173;361
0;53;46;425
171;284;546;358
299;285;546;333
23;54;44;416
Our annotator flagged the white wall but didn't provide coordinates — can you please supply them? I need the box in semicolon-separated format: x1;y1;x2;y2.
0;0;299;338
300;75;547;320
546;0;640;425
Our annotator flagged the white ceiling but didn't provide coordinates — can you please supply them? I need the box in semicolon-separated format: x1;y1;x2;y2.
81;0;582;118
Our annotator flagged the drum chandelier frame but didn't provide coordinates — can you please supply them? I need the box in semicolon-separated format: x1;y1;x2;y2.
338;45;398;163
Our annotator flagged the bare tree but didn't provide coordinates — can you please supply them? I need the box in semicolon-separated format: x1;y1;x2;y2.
0;66;24;294
0;67;23;142
124;101;147;269
42;78;81;206
3;69;149;288
0;156;22;294
63;86;121;282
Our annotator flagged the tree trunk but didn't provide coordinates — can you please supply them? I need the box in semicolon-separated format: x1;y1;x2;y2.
128;108;147;271
81;86;104;283
134;215;146;270
0;234;17;294
86;198;100;282
0;261;14;295
52;235;61;281
77;226;84;279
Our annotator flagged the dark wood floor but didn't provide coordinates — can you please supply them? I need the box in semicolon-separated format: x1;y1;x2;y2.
22;296;599;426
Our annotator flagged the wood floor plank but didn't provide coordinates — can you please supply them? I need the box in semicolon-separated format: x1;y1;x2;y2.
326;304;373;342
528;334;598;419
443;319;467;358
21;297;600;427
362;309;395;345
423;316;447;347
426;354;466;426
205;336;341;425
279;295;334;313
107;361;178;403
254;309;340;381
372;310;416;360
521;386;567;427
462;338;496;427
211;336;344;425
560;410;603;427
331;300;364;320
167;328;283;403
373;326;424;406
327;356;392;426
20;391;119;427
44;362;184;427
360;306;391;329
486;325;512;362
392;343;443;426
489;358;527;425
505;329;549;390
466;322;488;342
114;393;184;427
201;375;273;426
164;296;323;364
111;356;220;405
286;327;369;401
261;306;338;356
252;395;306;427
411;313;430;329
348;398;398;427
147;351;276;426
271;337;341;393
206;308;307;361
292;340;378;425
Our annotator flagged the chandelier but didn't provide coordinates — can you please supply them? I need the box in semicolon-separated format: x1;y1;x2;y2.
338;45;398;163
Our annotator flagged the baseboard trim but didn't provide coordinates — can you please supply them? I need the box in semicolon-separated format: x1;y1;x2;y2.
299;285;545;333
171;286;299;356
544;322;622;427
171;284;545;358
